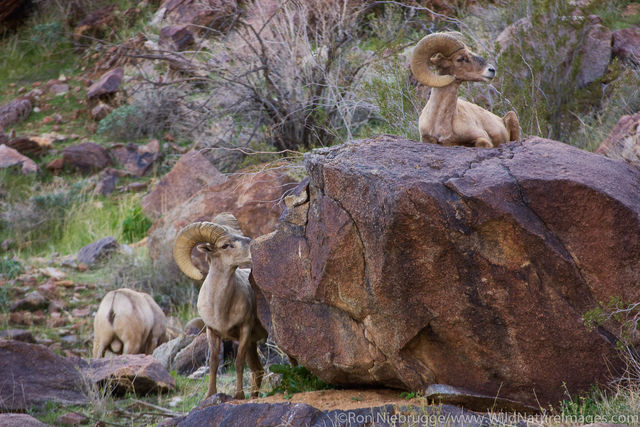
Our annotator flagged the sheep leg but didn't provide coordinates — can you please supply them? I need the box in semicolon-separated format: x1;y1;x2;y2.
93;340;107;358
206;327;220;398
473;137;493;148
233;326;252;400
246;343;264;398
503;111;521;141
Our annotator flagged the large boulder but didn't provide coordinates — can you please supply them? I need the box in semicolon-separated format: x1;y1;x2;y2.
0;144;38;174
146;167;296;277
251;136;640;407
82;354;176;395
0;340;88;410
612;27;640;64
142;150;227;220
62;142;113;173
595;111;640;168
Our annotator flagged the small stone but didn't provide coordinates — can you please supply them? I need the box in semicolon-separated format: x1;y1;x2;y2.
71;307;91;318
56;412;88;426
10;291;48;312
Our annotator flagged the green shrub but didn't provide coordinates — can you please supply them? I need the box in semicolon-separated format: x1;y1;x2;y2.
268;364;332;398
97;105;144;139
0;257;23;279
121;204;152;244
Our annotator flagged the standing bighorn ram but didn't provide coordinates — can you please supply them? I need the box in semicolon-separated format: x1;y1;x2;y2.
411;32;520;148
173;213;267;399
93;288;168;358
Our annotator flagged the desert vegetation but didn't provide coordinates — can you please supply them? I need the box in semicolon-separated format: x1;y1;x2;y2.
1;0;640;425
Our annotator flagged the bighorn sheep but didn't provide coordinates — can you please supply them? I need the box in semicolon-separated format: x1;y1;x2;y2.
411;32;520;148
173;213;267;399
93;288;168;358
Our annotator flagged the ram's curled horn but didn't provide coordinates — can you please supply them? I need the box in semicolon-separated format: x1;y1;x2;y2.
212;212;241;233
410;32;467;88
173;222;228;281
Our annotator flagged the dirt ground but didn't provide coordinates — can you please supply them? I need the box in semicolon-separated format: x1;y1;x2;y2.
233;388;426;411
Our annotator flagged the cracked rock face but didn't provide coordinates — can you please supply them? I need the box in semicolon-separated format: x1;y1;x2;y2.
251;135;640;407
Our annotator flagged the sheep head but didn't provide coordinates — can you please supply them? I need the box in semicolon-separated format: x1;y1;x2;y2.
411;32;496;87
173;213;251;281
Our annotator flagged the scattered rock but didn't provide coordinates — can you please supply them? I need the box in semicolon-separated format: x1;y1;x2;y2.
157;0;239;33
94;168;119;196
0;144;38;174
10;291;48;312
173;332;208;375
613;26;640;64
152;335;195;370
147;167;295;280
184;317;205;335
6;136;49;156
577;16;612;87
82;354;176;395
73;5;118;47
71;307;91;318
0;414;48;427
141;150;227;220
90;102;113;121
77;236;119;267
86;67;124;100
45;157;64;174
62;142;113;173
40;266;67;280
595;111;640;168
56;412;89;426
159;25;194;51
48;82;70;96
0;340;88;410
251;136;640;407
111;139;160;177
0;96;32;129
0;329;35;343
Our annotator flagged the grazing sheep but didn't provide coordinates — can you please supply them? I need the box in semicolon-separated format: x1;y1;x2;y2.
173;213;267;399
92;288;168;358
411;32;520;148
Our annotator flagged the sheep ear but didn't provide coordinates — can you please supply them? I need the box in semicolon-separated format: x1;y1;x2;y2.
196;243;214;253
430;52;446;65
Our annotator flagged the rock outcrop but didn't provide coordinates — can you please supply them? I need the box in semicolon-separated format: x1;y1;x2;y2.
251;136;640;407
0;340;88;410
596;111;640;168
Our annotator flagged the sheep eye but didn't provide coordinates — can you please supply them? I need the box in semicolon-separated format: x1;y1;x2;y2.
221;243;230;249
457;57;465;62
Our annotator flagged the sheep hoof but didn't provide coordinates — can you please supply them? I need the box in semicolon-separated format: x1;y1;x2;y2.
234;391;245;400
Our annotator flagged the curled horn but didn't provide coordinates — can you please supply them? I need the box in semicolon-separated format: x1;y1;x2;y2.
410;32;467;88
173;222;228;281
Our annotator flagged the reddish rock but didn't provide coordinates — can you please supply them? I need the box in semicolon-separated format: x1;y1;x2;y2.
613;27;640;64
6;136;48;156
49;82;70;95
62;142;112;173
83;354;176;395
111;139;160;177
90;102;113;121
46;157;64;174
141;150;227;220
0;340;88;410
596;111;640;168
147;167;296;278
0;96;32;129
251;135;640;407
159;25;194;51
0;144;38;173
86;67;124;100
0;414;48;427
